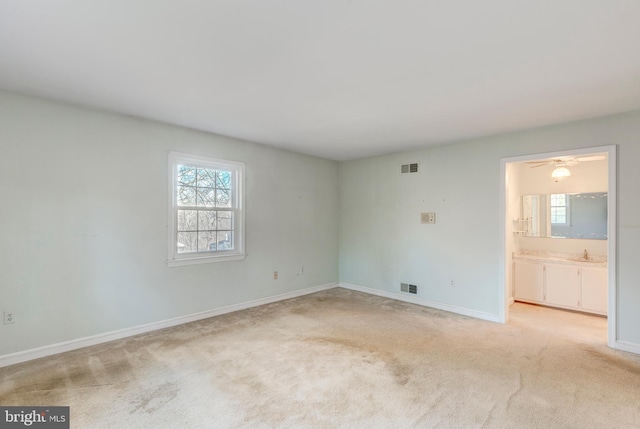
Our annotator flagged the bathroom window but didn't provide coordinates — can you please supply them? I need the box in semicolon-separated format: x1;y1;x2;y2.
167;152;245;266
550;193;569;225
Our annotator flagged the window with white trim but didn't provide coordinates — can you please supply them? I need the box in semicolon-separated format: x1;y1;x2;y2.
168;152;245;266
550;193;569;225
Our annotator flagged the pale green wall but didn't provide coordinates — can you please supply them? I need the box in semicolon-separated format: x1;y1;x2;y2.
339;110;640;346
2;88;640;357
0;90;339;355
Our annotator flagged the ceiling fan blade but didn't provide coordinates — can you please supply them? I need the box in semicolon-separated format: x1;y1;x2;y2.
576;155;606;162
526;161;550;164
531;163;549;168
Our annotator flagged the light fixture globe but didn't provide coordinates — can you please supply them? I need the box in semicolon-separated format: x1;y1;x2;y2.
551;166;571;179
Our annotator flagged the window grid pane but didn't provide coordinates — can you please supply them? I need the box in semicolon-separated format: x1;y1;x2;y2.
169;153;244;265
177;210;197;232
177;232;197;253
551;194;566;205
176;164;236;253
177;166;233;208
198;210;216;231
550;194;568;224
176;207;236;254
550;207;566;224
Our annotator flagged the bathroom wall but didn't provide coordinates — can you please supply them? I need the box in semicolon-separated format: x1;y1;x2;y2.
512;159;608;255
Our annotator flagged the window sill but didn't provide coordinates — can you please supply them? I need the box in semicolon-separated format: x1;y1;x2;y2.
167;253;246;267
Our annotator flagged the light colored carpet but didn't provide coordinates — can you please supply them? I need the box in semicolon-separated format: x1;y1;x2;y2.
1;288;639;428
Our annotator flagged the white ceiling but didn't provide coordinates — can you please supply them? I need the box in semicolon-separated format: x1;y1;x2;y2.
1;1;639;161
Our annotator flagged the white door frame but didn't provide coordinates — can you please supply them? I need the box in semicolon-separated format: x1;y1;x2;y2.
499;145;617;348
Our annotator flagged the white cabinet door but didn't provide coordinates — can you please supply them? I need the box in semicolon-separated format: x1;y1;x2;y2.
581;267;607;314
514;261;544;303
545;264;580;309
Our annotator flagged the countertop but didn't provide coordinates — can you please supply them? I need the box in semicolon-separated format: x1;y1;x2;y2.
513;250;607;268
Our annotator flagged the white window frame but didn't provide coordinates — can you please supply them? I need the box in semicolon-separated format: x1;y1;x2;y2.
550;193;570;225
167;151;245;267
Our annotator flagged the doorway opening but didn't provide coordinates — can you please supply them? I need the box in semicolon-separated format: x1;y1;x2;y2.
499;145;617;347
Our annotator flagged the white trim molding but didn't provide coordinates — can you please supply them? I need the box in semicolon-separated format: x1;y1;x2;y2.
6;279;632;369
499;145;618;350
614;341;640;356
339;282;500;323
0;283;337;368
167;151;246;267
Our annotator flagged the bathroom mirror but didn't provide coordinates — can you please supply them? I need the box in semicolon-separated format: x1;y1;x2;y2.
520;192;607;239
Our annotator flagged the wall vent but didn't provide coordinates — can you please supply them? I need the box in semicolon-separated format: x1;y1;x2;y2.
401;283;418;294
400;162;419;174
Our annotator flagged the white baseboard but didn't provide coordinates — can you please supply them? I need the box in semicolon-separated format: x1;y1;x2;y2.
0;283;338;368
8;281;632;368
339;282;500;323
613;340;640;355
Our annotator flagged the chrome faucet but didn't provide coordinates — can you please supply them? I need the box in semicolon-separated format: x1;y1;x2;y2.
583;249;589;260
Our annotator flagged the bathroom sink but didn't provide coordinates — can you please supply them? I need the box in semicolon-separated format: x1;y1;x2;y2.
514;252;606;266
566;257;599;263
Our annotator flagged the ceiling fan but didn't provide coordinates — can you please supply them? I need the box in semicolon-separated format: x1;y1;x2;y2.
526;155;606;168
526;154;606;180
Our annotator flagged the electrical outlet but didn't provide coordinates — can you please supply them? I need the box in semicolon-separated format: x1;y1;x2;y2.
4;311;15;324
273;271;278;280
450;280;455;287
421;212;436;224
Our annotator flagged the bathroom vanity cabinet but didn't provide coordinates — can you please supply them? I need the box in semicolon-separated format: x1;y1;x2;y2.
513;259;607;315
580;267;608;314
513;260;544;303
545;264;581;309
